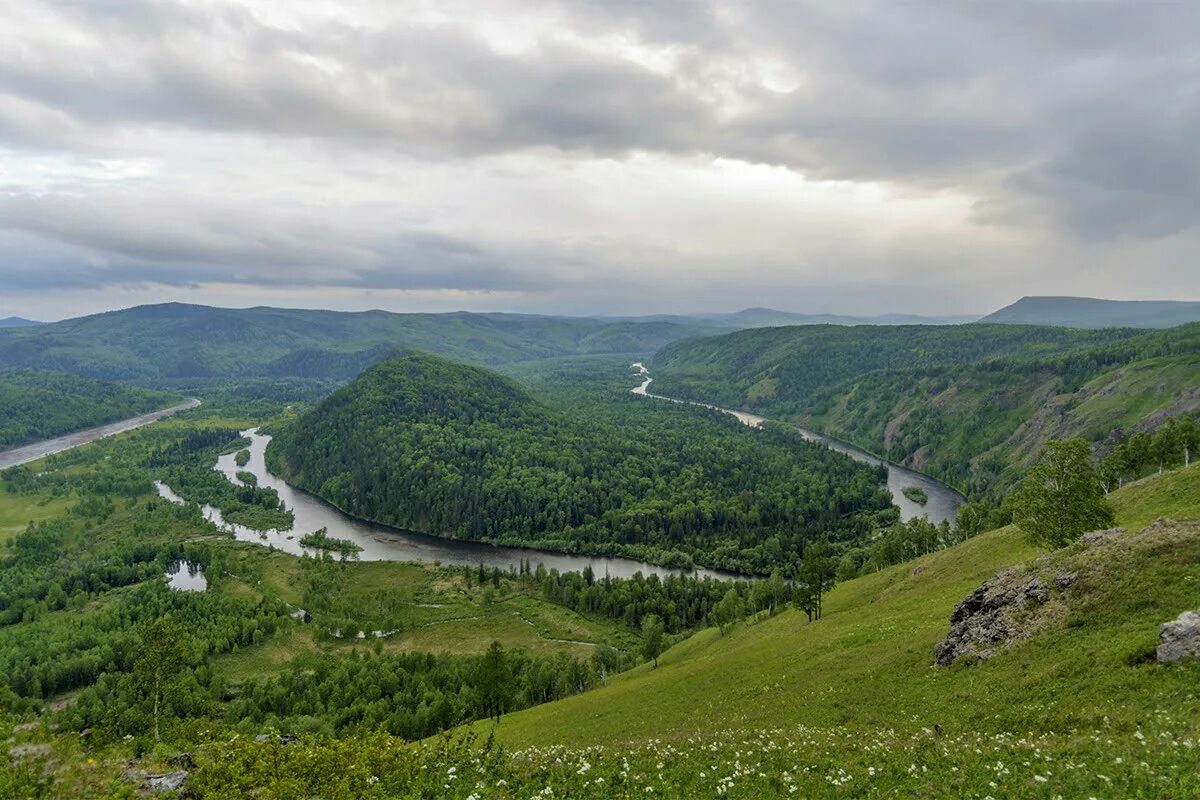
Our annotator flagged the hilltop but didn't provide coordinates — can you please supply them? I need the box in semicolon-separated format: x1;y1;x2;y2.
982;296;1200;329
268;353;895;573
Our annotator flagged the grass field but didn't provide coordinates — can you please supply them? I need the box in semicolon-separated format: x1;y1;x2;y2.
481;462;1200;749
0;485;73;552
209;549;636;684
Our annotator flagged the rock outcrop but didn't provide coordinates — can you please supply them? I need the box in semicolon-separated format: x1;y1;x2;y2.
933;570;1056;666
146;771;190;793
1079;527;1124;545
1158;610;1200;663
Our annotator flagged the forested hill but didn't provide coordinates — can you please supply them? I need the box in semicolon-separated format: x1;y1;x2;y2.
649;323;1142;410
0;370;181;449
269;353;896;574
982;296;1200;329
650;323;1200;498
0;303;719;381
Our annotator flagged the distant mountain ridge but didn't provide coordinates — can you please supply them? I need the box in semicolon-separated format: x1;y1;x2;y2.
604;307;976;327
981;296;1200;329
0;316;41;328
0;303;725;381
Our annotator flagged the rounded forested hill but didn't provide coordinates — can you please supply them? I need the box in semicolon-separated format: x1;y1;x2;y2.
269;353;895;574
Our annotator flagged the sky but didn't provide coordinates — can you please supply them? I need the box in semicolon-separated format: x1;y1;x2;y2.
1;0;1199;322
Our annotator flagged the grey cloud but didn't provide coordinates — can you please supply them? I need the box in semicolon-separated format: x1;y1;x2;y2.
0;195;565;293
2;0;1193;240
1;0;1199;313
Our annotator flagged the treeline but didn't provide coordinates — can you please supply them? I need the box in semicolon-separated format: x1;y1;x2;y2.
461;560;787;634
226;643;625;740
271;354;896;575
1098;414;1200;490
0;369;180;449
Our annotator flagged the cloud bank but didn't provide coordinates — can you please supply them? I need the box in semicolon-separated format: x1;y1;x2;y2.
1;0;1197;319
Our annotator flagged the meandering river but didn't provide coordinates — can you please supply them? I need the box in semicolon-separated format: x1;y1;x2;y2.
156;428;741;580
0;398;201;470
5;367;962;577
630;363;964;526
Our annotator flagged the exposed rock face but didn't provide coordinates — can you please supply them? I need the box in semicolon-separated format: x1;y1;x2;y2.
1158;611;1200;663
1080;527;1125;545
146;771;190;792
933;570;1053;666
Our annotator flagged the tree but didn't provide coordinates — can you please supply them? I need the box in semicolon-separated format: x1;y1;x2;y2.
134;616;190;743
1011;438;1115;549
713;587;742;635
954;501;990;540
475;641;511;724
640;614;665;668
798;540;836;621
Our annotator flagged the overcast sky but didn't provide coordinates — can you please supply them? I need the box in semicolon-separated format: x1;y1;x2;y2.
2;0;1198;321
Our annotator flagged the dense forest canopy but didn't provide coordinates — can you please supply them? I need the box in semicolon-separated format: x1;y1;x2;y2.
270;353;896;574
0;370;180;450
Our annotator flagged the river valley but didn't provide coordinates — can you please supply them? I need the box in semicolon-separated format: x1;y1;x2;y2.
631;363;964;526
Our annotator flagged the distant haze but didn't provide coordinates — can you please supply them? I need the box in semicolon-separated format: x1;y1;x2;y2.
1;2;1199;320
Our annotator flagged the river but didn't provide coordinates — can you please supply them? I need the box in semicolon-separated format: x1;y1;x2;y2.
156;428;741;581
630;363;964;526
0;398;202;470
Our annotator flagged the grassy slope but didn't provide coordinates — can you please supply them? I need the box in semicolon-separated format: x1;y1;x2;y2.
487;463;1200;748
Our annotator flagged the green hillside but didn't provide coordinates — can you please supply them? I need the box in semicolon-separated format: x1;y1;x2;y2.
652;323;1200;498
0;370;181;449
269;353;895;573
0;303;719;381
149;463;1200;799
487;462;1200;749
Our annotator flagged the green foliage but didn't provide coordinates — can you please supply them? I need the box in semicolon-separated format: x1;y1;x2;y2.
298;528;362;557
476;641;511;723
0;303;719;380
901;486;928;504
1099;413;1200;489
713;587;742;635
272;353;895;574
652;323;1200;499
133;616;191;742
639;614;665;667
0;369;179;449
1011;439;1115;548
226;645;617;738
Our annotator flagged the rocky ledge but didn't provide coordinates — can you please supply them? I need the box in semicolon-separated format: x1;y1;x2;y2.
935;518;1197;666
